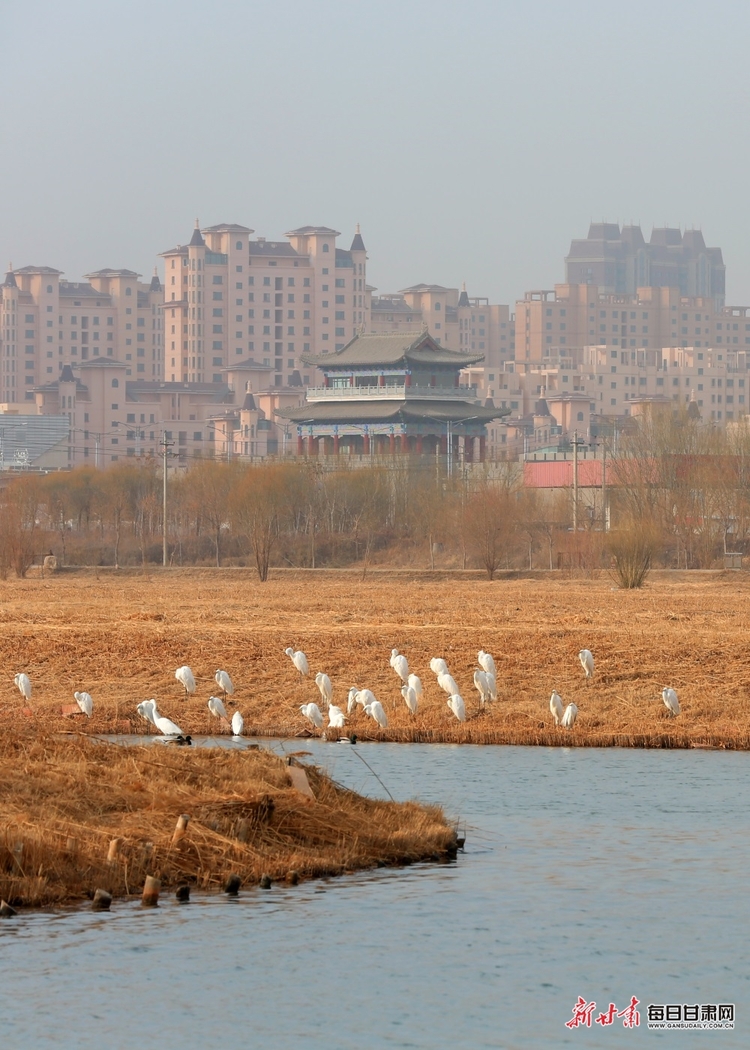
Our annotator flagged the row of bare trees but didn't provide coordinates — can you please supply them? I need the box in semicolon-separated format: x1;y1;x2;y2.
1;411;750;582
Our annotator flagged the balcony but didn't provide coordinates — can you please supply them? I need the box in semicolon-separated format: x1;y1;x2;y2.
305;384;478;402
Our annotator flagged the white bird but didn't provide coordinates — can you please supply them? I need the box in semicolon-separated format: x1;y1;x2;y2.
208;695;228;720
347;686;359;715
355;688;377;710
550;690;564;726
662;687;680;717
300;702;323;730
315;672;333;705
74;690;93;717
137;699;157;725
477;650;497;678
486;671;498;702
401;684;419;715
390;649;409;684
231;710;244;737
364;701;388;728
214;669;234;698
407;673;424;705
579;649;594;679
437;671;460;697
447;694;466;722
150;700;186;737
175;665;196;697
430;657;448;676
14;673;31;701
328;703;346;728
473;669;492;706
285;648;309;677
561;702;579;729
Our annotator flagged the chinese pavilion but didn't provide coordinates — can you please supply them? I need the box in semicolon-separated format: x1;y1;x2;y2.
279;331;508;460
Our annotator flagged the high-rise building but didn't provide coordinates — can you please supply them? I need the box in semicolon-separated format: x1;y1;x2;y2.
160;221;368;388
565;223;725;304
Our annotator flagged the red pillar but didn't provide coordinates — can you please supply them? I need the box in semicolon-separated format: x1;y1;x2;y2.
363;433;370;455
307;435;317;456
400;433;409;453
333;434;340;456
465;436;474;463
479;435;486;462
416;435;423;455
389;432;396;455
297;435;304;456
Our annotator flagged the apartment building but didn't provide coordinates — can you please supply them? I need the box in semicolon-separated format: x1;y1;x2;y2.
0;265;163;405
515;284;750;365
160;222;368;389
565;223;725;303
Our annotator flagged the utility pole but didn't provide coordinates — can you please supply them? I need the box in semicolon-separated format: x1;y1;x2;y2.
572;430;580;532
601;438;607;532
161;433;173;567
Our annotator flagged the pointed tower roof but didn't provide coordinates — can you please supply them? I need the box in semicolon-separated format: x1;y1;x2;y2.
241;392;257;411
59;365;76;383
350;223;366;252
189;219;205;247
3;264;17;289
457;281;470;308
149;267;162;292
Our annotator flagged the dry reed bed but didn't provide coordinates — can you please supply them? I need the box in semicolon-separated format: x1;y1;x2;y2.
1;569;750;747
0;731;456;907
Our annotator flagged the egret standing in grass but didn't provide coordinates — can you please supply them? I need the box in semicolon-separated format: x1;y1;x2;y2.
347;686;359;715
662;687;680;717
364;700;388;728
214;670;234;701
401;684;418;716
74;691;93;717
175;665;196;698
208;696;228;721
430;657;448;676
407;673;424;706
315;672;333;706
285;648;309;677
149;700;188;739
390;649;409;685
550;690;564;726
578;649;594;679
300;702;323;731
14;673;31;701
473;669;492;707
561;702;578;729
328;703;346;729
231;710;244;737
437;671;460;697
447;694;466;722
137;699;157;726
478;650;497;678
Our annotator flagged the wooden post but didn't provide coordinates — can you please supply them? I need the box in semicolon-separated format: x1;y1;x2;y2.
107;838;122;864
224;873;241;896
92;888;112;911
142;875;160;906
171;814;190;847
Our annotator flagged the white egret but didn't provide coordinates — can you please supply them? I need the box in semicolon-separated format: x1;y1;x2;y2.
477;650;497;678
401;684;419;715
347;687;359;715
14;673;31;701
328;703;346;728
364;701;388;728
550;690;564;726
473;669;492;707
355;688;376;710
285;648;309;677
430;657;448;676
74;691;93;717
150;700;186;737
315;672;333;705
214;669;234;698
208;695;228;720
390;649;409;684
578;649;594;679
137;699;157;726
486;671;498;702
437;671;460;697
300;702;323;730
447;694;466;722
231;710;244;737
662;687;680;717
175;665;196;697
407;673;424;705
561;702;579;729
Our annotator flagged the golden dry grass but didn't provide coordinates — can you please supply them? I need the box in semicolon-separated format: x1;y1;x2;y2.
0;730;456;907
1;567;749;747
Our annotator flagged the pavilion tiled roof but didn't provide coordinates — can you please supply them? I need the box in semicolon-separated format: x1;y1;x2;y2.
300;331;484;369
278;399;508;425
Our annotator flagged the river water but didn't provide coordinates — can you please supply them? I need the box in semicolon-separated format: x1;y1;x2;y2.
1;741;748;1048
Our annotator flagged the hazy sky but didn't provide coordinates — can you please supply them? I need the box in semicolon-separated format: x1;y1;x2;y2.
2;0;749;305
